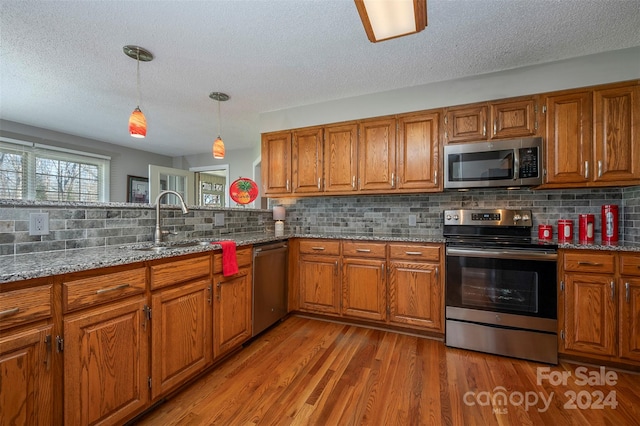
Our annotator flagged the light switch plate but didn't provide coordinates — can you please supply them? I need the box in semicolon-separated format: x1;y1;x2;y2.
408;215;417;227
214;213;225;227
29;212;49;235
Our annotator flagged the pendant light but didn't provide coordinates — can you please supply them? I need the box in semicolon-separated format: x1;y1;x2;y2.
209;92;229;159
123;45;153;138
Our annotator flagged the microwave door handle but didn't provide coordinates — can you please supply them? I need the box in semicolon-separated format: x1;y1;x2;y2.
513;149;520;180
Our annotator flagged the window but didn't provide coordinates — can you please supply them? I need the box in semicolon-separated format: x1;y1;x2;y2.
0;139;110;202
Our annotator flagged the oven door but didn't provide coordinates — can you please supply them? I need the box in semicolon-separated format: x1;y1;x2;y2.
445;246;557;320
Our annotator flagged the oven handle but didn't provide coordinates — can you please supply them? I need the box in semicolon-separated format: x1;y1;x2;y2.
446;247;557;261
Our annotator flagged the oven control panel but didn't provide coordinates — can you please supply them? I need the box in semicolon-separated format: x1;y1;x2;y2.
444;209;532;227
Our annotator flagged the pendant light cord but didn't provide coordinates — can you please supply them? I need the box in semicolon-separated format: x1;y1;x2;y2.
217;99;222;138
136;48;141;108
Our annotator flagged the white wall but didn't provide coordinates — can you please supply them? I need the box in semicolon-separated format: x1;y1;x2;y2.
178;146;257;182
259;47;640;133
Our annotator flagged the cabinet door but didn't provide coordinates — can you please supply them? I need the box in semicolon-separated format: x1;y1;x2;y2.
619;277;640;362
397;112;440;190
292;128;323;193
151;279;212;399
261;131;292;195
490;97;538;139
64;297;149;426
324;123;358;192
389;261;442;331
544;91;593;185
0;325;53;426
563;273;616;357
358;118;396;191
342;258;386;321
299;255;341;314
593;84;640;184
214;267;252;358
444;104;488;143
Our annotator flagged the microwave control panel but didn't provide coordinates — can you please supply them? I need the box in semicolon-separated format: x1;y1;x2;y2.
518;147;539;178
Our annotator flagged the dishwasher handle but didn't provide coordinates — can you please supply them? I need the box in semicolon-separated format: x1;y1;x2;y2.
254;243;288;256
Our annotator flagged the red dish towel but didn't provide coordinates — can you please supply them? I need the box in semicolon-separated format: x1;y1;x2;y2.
213;240;238;276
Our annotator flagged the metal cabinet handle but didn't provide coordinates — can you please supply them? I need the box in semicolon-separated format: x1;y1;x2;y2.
598;160;603;178
435;266;440;280
405;251;422;255
334;261;338;275
311;246;325;251
578;261;602;266
317;177;321;190
207;284;212;304
352;176;356;189
434;169;438;185
585;161;589;179
356;249;371;253
96;283;130;294
482;122;486;137
391;172;395;188
626;282;630;303
610;281;615;300
286;179;289;191
0;307;20;318
493;120;497;135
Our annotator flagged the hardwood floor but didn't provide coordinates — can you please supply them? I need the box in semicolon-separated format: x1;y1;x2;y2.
134;316;640;426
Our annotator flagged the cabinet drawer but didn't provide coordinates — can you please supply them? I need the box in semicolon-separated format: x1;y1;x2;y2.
563;251;615;273
63;268;146;312
620;254;640;276
213;247;252;274
299;240;340;256
151;255;211;290
342;241;386;258
389;244;441;261
0;284;52;330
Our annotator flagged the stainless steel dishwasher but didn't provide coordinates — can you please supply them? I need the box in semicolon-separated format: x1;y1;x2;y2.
252;241;288;336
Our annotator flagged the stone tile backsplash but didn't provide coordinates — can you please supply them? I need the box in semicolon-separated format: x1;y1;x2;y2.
0;186;637;255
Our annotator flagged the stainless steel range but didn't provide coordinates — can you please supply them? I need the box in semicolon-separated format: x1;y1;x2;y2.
444;209;558;364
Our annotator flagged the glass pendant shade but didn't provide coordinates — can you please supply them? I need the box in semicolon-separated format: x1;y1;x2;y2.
129;107;147;138
213;136;225;159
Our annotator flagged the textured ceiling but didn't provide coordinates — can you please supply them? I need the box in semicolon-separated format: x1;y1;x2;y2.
1;0;639;157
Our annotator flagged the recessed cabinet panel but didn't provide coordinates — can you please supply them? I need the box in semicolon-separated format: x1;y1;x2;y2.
292;128;323;193
324;123;358;192
490;98;537;139
261;132;292;195
358;118;396;191
397;112;440;190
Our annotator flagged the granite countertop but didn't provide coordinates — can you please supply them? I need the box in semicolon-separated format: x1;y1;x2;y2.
0;233;637;284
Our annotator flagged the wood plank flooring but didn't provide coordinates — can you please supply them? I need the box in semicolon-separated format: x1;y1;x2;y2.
134;316;640;426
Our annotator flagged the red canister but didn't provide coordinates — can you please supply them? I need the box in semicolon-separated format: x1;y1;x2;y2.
578;214;595;244
558;219;573;243
602;204;619;243
538;224;553;241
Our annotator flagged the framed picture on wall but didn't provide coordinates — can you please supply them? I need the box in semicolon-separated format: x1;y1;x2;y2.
127;175;149;203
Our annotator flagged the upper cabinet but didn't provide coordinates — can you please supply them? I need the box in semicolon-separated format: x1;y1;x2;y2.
324;123;358;193
397;111;441;191
261;131;292;196
443;96;539;144
543;81;639;188
358;117;397;191
292;127;323;194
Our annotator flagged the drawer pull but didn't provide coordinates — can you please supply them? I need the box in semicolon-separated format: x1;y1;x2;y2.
0;307;20;318
311;247;325;251
405;251;422;255
356;249;371;253
578;261;602;266
626;282;630;303
96;283;130;295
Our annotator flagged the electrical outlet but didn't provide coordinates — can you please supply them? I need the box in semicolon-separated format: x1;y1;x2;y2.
408;215;417;227
214;213;225;227
29;212;49;236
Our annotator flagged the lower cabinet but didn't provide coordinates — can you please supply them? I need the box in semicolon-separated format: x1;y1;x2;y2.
214;266;252;358
0;324;54;425
63;296;149;426
388;244;443;332
342;242;387;321
560;250;640;367
298;240;341;314
150;278;213;399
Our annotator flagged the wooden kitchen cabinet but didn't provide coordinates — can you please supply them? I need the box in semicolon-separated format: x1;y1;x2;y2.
388;243;443;332
619;253;640;362
0;280;54;426
150;277;212;399
292;127;323;193
358;117;396;191
397;111;441;191
443;104;488;143
261;131;292;196
298;239;341;315
342;241;387;321
213;259;252;358
324;122;358;193
560;250;640;367
63;296;149;426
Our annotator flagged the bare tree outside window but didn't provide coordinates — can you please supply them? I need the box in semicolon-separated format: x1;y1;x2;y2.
0;151;25;199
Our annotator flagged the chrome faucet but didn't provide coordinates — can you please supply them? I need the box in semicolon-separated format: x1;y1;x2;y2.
154;190;189;244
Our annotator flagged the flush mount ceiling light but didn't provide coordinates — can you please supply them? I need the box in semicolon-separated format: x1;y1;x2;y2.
123;45;153;138
210;92;229;159
354;0;427;43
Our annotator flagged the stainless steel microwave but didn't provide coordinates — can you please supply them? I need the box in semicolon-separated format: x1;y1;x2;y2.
443;137;543;189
